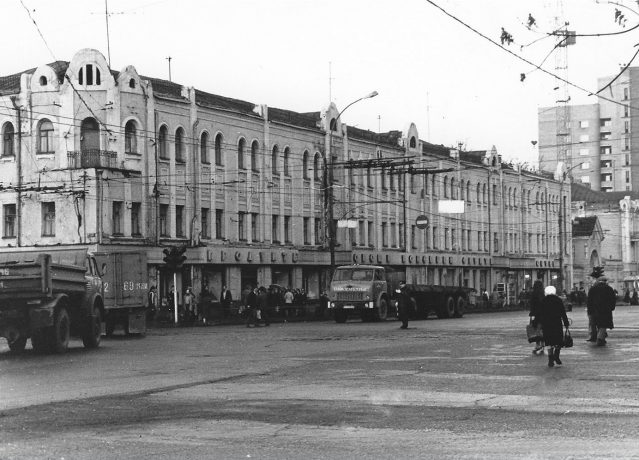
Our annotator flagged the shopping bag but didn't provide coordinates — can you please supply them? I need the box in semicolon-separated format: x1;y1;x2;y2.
526;320;543;343
563;327;573;348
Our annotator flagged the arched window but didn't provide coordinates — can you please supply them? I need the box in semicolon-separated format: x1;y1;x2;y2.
2;122;14;157
367;166;372;188
238;138;246;169
158;125;168;160
37;119;54;154
175;128;185;162
272;145;279;175
80;118;100;152
124;120;137;154
381;167;386;190
389;167;395;190
482;184;487;203
39;76;47;86
476;183;481;203
200;131;209;163
78;64;101;86
467;180;471;202
314;153;321;180
303;150;309;179
251;140;259;171
450;177;456;199
410;136;417;148
432;175;437;197
283;147;290;176
215;133;223;166
443;176;449;198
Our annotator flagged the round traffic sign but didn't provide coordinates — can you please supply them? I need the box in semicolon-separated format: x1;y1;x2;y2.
415;215;429;229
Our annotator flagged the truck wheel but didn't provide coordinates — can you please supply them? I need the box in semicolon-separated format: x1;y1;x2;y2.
82;306;102;349
49;307;70;354
440;296;454;319
375;299;388;321
334;310;347;323
8;336;27;353
454;297;466;318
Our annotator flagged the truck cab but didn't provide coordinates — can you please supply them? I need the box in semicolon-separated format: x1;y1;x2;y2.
328;265;392;322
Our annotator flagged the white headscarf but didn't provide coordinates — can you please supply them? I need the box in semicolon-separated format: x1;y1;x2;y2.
544;286;556;296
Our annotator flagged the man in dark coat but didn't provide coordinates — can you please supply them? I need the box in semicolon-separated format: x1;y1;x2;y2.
257;286;270;326
396;281;411;329
220;285;232;318
538;285;570;367
587;276;616;346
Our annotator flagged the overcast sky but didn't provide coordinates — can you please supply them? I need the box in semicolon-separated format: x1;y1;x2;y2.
4;0;638;166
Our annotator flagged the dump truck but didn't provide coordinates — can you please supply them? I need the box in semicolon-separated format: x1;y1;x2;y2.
328;264;473;323
0;249;104;353
0;248;149;353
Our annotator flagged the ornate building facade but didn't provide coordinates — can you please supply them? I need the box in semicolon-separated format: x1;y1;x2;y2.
0;49;569;305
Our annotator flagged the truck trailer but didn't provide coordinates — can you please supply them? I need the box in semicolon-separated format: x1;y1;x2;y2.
328;264;472;323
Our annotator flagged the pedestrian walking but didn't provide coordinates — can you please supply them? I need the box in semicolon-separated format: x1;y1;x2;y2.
220;285;232;318
528;280;545;355
147;285;157;321
396;281;410;329
246;287;258;327
184;287;197;323
537;285;570;367
587;268;616;346
257;286;270;326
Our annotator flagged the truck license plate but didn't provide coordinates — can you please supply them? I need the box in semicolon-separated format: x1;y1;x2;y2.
343;305;355;309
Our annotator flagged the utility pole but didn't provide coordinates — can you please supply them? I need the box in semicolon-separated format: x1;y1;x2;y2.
166;57;172;82
104;0;112;66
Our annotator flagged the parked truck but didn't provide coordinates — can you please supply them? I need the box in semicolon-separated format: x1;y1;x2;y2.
328;264;473;323
92;251;148;337
0;249;104;353
0;248;149;353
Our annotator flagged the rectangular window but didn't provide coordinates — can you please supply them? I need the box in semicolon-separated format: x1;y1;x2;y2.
579;120;589;128
624;87;629;100
600;132;611;140
600;118;611;127
581;162;590;170
484;231;489;252
368;221;374;247
272;215;279;243
303;217;310;245
626;154;631;166
477;231;482;252
399;223;404;248
112;201;123;235
625;137;630;151
493;233;499;253
215;209;223;239
359;220;366;246
251;212;259;242
131;202;141;236
579;148;589;156
39;125;54;153
390;222;397;248
176;205;185;237
314;218;322;245
625;121;630;133
600;146;612;155
160;204;168;237
626;171;631;183
492;184;498;204
201;208;209;239
444;227;450;250
382;222;388;247
624;105;630;117
411;225;417;249
238;212;246;241
432;226;438;249
42;202;55;236
579;134;589;142
284;215;291;243
3;204;16;238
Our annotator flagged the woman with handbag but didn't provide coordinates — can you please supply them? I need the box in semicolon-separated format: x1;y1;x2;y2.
538;285;570;368
529;280;545;355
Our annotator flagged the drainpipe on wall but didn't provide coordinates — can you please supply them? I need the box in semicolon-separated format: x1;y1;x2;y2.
10;96;22;247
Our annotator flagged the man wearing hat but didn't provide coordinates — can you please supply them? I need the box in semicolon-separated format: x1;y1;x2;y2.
396;281;411;329
586;267;616;346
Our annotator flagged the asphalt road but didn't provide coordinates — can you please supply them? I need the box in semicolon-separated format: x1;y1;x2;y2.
1;305;639;459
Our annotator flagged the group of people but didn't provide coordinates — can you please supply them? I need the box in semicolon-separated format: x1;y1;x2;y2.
528;268;616;368
146;284;234;325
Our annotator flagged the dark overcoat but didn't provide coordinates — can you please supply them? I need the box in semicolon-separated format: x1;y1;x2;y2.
397;288;411;323
538;294;569;346
587;282;616;329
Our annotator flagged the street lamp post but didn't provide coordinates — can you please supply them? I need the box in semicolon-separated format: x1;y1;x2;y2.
326;91;378;274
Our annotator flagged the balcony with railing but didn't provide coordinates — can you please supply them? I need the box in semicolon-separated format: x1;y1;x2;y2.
67;150;118;169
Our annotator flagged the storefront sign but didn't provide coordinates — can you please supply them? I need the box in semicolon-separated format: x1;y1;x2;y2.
351;251;491;267
206;248;299;264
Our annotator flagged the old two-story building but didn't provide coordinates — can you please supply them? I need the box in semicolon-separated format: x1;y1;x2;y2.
0;49;570;307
